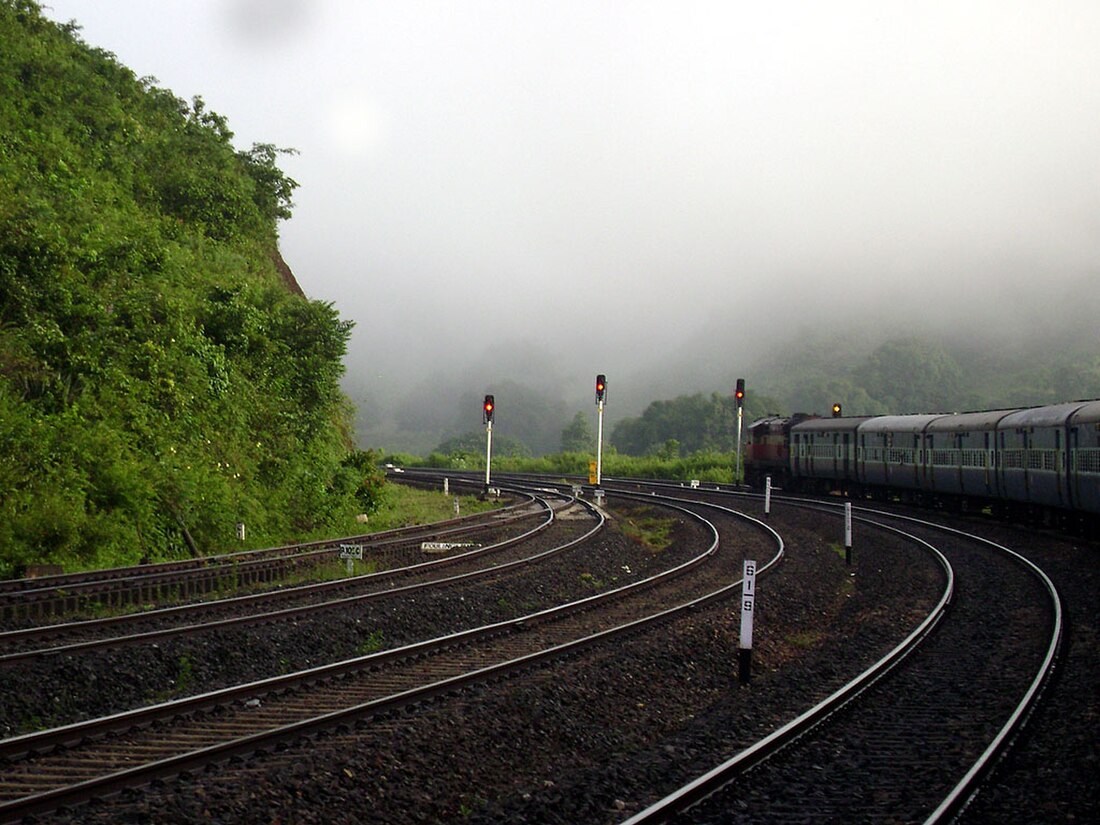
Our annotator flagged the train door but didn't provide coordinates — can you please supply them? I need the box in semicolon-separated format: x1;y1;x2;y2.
1055;428;1064;505
1068;425;1079;510
984;432;992;491
842;432;851;481
913;433;921;487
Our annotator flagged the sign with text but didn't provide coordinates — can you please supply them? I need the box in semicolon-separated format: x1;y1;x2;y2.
739;559;757;650
420;541;478;554
338;544;364;560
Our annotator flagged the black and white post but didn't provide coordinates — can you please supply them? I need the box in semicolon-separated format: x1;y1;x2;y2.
844;501;853;565
738;558;757;684
764;475;772;520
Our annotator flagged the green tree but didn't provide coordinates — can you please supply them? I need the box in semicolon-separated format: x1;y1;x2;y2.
611;391;782;456
854;338;965;413
560;411;594;453
0;2;366;576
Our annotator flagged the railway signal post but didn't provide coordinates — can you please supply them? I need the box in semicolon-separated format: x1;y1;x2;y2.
595;374;607;487
483;394;495;494
735;379;745;484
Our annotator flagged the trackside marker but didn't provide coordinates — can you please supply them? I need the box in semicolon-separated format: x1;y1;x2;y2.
764;476;772;519
844;502;853;565
339;543;363;575
738;559;757;684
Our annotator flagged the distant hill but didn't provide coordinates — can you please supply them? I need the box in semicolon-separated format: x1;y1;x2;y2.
0;2;372;576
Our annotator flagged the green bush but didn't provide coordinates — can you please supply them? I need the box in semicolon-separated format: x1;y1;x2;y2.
0;2;368;576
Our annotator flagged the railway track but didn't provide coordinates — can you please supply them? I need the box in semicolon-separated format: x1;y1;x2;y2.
0;478;528;624
0;487;772;822
0;487;576;664
0;474;1079;822
621;491;1062;824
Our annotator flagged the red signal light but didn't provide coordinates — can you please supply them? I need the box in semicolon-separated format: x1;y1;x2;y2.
483;394;495;423
735;378;745;407
595;374;607;403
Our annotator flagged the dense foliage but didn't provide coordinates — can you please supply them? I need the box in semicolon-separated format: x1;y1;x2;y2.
0;2;377;576
610;391;781;457
607;336;1100;460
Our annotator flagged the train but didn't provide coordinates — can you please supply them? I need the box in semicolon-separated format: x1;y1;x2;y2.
745;399;1100;530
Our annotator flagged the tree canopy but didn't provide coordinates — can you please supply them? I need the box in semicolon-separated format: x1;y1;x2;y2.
0;2;372;576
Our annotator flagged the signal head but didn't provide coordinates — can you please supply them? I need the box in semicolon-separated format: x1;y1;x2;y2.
595;374;607;403
735;378;745;407
832;402;842;418
483;394;495;423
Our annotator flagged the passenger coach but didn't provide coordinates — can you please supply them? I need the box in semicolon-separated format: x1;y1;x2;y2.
752;399;1100;528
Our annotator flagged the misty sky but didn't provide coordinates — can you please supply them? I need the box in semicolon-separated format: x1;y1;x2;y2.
41;1;1100;428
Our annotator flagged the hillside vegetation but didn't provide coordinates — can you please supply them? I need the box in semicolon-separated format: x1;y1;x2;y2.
0;1;379;577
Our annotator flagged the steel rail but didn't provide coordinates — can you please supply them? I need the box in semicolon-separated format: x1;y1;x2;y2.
0;487;567;665
620;509;953;824
840;504;1065;824
0;489;539;621
0;487;775;823
0;477;531;596
696;483;1065;823
610;480;1062;824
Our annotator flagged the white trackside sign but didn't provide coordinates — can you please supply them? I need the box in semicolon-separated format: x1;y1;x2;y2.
338;544;363;560
740;559;757;650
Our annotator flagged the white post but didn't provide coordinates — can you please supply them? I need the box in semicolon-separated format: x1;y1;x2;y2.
484;419;493;491
764;476;772;518
735;406;744;484
596;399;605;486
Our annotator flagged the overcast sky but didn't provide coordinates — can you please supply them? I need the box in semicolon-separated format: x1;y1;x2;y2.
42;1;1100;419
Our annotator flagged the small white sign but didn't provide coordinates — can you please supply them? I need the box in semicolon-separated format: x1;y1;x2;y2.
740;559;757;650
338;544;364;560
844;502;853;548
421;541;478;553
690;479;700;489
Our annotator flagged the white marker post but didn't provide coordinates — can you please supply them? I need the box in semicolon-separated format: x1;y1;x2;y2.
738;559;757;684
844;501;853;565
483;395;495;494
484;421;493;492
595;374;607;487
735;407;743;484
734;378;745;485
339;543;363;575
764;476;772;520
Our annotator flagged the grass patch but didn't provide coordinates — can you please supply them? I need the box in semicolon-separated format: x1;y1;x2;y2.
616;511;677;552
357;629;385;656
786;630;828;649
366;484;502;531
579;572;604;589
